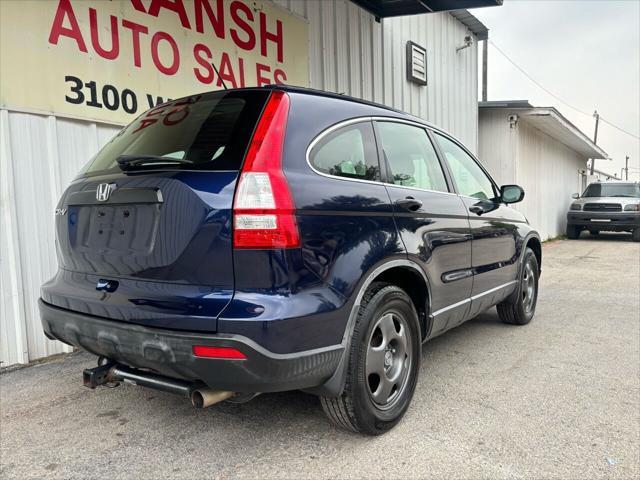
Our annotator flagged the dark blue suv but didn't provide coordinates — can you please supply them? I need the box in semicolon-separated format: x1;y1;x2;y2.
40;86;541;434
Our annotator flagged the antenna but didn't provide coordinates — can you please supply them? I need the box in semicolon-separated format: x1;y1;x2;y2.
211;62;228;90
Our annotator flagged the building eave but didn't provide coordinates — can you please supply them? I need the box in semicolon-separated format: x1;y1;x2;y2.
479;102;609;159
524;108;608;159
448;10;490;41
349;0;501;20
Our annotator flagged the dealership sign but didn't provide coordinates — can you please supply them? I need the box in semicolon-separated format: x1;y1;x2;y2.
0;0;309;125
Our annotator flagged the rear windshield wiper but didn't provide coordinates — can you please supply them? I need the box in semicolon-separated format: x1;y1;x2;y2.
117;155;194;170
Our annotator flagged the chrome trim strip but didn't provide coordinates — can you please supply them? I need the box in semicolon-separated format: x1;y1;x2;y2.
304;116;459;196
305;117;379;187
430;280;518;318
430;297;470;318
470;280;517;301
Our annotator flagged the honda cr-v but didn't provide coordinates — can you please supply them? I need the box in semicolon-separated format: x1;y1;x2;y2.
41;85;541;435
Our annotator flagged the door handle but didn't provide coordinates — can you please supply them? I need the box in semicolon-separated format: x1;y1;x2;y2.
395;197;423;212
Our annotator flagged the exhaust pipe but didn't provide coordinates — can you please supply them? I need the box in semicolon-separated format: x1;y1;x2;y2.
84;362;235;408
191;388;234;408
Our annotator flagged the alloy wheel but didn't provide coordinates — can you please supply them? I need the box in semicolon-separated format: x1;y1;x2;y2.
365;311;412;410
522;259;536;313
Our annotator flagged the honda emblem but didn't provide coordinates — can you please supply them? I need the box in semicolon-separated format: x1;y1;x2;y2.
96;183;115;202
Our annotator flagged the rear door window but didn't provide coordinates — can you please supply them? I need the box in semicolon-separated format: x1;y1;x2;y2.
376;121;449;193
309;122;381;181
84;90;270;175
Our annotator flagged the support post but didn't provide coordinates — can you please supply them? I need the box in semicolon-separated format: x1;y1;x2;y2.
625;155;629;180
589;110;600;175
482;40;488;102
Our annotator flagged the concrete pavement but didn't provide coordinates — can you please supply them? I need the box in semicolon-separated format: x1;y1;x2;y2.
1;234;639;479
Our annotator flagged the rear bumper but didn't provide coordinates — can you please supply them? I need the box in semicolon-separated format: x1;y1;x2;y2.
567;212;640;230
39;299;342;393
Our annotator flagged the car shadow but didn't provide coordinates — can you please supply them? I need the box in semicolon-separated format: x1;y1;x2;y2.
576;232;634;242
206;308;508;425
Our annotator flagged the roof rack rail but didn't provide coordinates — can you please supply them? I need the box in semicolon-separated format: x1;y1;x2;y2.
263;84;403;115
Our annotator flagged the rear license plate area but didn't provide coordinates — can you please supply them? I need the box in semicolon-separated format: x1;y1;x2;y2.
79;204;160;253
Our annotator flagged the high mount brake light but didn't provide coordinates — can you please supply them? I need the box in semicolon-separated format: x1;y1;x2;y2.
233;91;300;249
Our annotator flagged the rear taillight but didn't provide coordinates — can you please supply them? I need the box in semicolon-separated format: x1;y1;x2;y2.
233;91;300;249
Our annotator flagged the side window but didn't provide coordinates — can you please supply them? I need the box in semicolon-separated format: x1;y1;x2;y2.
376;122;449;193
435;133;496;200
309;122;380;181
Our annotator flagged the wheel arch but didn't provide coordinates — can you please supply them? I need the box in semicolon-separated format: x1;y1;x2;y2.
306;258;431;397
374;266;430;341
524;234;542;274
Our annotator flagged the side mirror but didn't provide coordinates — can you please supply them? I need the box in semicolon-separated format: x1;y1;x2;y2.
500;184;525;204
571;193;580;199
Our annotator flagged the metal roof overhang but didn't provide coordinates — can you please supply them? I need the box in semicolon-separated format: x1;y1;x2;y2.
480;102;608;159
523;109;608;159
349;1;502;19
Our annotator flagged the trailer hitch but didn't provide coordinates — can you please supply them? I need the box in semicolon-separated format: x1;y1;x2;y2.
83;359;118;389
82;358;235;408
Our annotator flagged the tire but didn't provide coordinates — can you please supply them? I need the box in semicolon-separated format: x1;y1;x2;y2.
566;224;581;239
589;230;600;236
497;248;539;326
320;282;421;435
633;228;640;242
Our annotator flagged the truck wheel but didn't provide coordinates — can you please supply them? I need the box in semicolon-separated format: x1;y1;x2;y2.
497;248;539;326
633;228;640;242
320;282;421;435
566;225;581;239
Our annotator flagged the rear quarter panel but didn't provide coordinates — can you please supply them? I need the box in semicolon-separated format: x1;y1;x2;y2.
218;94;407;353
283;94;406;300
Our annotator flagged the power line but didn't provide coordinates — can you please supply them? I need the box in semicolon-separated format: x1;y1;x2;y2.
598;117;640;140
489;40;640;141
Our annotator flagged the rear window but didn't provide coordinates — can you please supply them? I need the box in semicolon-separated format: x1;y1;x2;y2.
583;183;640;198
84;90;270;175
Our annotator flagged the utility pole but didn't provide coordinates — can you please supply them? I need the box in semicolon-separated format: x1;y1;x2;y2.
482;40;488;102
624;155;629;180
589;110;600;175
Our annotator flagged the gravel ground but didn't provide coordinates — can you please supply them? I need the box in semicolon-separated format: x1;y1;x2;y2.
1;234;639;479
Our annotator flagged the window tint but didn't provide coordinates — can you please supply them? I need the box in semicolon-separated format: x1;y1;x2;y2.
435;133;495;200
310;123;380;181
376;122;449;193
84;90;269;174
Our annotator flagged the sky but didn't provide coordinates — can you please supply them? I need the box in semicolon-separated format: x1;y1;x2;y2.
472;0;640;181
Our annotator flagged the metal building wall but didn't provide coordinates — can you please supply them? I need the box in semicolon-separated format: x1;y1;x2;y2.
479;110;585;241
1;112;121;367
273;0;479;150
516;120;584;240
1;1;479;367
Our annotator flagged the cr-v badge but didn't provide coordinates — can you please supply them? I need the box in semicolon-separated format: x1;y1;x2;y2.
96;183;116;201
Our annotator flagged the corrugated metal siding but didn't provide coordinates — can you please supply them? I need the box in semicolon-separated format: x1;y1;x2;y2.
516;121;584;240
0;111;121;366
1;0;479;366
273;0;478;150
478;110;585;241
